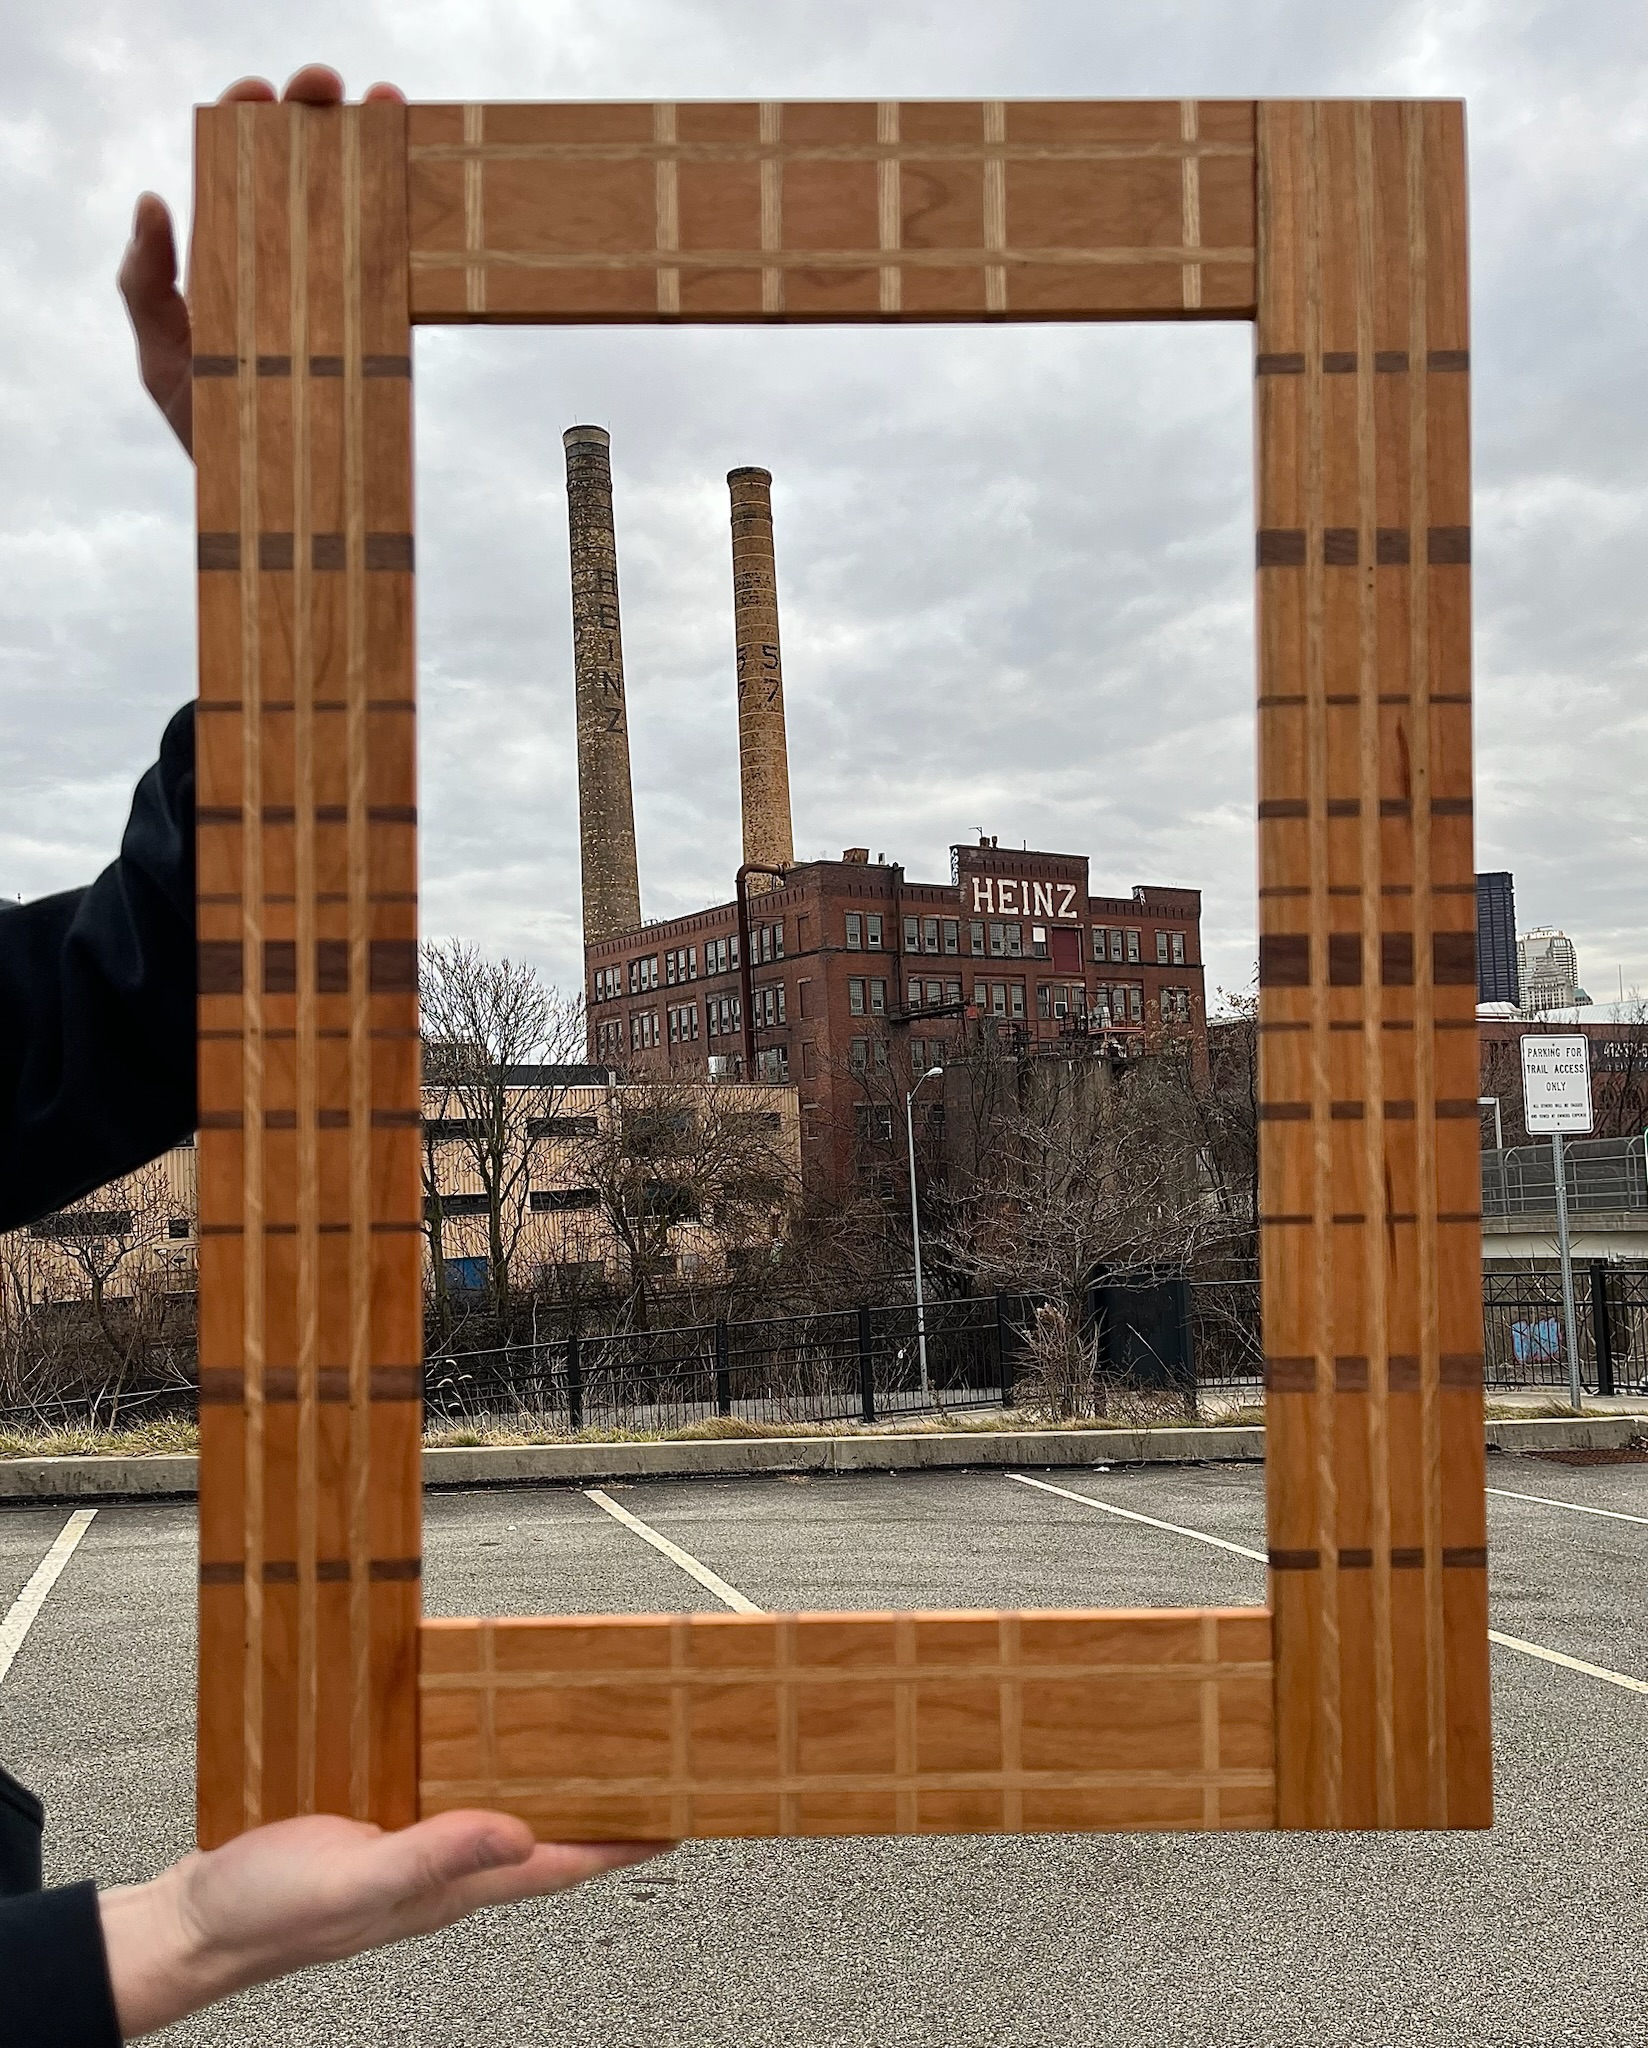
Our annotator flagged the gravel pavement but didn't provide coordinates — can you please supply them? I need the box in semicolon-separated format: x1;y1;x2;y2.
1;1455;1644;2047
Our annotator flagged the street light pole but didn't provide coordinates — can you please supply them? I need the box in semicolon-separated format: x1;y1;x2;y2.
906;1065;943;1406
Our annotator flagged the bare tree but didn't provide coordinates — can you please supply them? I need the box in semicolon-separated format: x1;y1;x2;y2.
934;1055;1239;1417
557;1070;800;1330
4;1164;194;1427
420;940;588;1333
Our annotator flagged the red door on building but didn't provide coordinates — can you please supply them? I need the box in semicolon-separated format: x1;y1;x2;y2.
1050;926;1082;972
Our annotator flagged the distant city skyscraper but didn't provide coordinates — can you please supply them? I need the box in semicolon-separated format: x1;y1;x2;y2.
1518;926;1583;1015
1475;872;1518;1007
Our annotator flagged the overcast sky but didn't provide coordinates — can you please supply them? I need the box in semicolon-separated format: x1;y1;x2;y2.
2;0;1644;1011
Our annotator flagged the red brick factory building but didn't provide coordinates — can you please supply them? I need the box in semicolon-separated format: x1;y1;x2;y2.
563;429;1207;1191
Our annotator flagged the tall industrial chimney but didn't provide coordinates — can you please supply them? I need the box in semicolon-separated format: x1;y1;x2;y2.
563;426;642;945
727;466;795;889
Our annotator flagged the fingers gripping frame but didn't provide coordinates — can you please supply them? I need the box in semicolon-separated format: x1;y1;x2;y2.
191;96;1489;1847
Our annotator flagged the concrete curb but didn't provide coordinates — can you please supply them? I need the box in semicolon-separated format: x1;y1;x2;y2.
0;1412;1639;1502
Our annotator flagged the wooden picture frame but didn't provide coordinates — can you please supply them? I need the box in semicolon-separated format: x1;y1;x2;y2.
190;95;1490;1846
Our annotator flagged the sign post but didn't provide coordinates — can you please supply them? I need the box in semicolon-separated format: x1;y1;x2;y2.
1520;1035;1594;1408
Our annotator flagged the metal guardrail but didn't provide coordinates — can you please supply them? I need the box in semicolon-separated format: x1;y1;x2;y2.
1482;1137;1648;1219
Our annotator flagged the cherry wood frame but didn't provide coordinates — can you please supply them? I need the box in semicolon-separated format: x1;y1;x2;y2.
190;96;1489;1845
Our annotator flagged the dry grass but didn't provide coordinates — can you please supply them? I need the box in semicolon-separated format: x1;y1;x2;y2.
0;1399;1256;1460
15;1394;1634;1461
0;1414;200;1460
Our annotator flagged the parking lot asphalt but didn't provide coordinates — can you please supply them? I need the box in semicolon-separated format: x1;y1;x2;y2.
2;1456;1644;2047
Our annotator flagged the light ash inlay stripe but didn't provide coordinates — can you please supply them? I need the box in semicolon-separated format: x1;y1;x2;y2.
983;102;1008;312
235;100;266;1833
653;104;679;316
463;104;485;314
289;110;320;1817
1180;101;1202;310
1406;102;1449;1830
1352;99;1396;1831
759;102;783;315
877;102;901;316
342;107;375;1818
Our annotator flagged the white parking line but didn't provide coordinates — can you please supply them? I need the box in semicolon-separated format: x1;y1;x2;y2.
1487;1486;1648;1528
584;1489;761;1613
1007;1472;1266;1562
1487;1630;1648;1696
1009;1472;1648;1700
0;1509;98;1687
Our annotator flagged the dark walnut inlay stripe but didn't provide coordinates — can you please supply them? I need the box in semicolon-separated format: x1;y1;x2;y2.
1268;1550;1321;1571
1264;1357;1317;1392
1257;935;1309;987
198;940;243;995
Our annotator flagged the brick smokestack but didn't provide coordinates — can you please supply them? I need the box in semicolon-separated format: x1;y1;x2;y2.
728;466;794;890
564;426;642;945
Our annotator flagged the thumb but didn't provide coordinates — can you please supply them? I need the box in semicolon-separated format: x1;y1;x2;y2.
379;1810;538;1900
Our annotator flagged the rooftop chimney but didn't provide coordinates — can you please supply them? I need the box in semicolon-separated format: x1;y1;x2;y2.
563;427;642;946
728;466;795;894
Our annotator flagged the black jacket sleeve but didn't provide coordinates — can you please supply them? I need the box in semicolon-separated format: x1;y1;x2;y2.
0;1885;122;2047
0;1768;121;2046
0;705;196;1233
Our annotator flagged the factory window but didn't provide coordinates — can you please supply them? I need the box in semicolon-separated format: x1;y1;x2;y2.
845;912;862;950
1128;985;1143;1022
1125;929;1141;963
664;946;698;985
942;920;959;955
755;922;783;964
1091;927;1106;963
850;1036;868;1072
969;920;985;956
903;915;920;953
1160;987;1191;1023
973;980;1024;1019
907;978;922;1010
628;955;659;993
922;917;940;954
756;1046;789;1082
754;983;787;1027
1031;925;1049;960
1171;931;1186;965
167;1216;191;1240
630;1009;661;1051
855;1103;895;1144
910;1037;926;1071
870;979;887;1016
1156;931;1170;965
595;1019;623;1058
865;913;883;950
772;922;785;958
849;977;866;1016
529;1187;600;1212
667;1002;699;1045
1038;985;1086;1021
593;964;621;1002
945;978;961;1006
924;980;944;1007
988;921;1023;959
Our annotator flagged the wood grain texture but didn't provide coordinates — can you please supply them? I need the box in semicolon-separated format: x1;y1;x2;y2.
1255;100;1490;1830
190;93;1492;1845
404;100;1257;323
419;1609;1275;1838
193;97;422;1847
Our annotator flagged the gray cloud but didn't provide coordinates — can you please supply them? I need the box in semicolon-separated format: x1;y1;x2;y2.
2;0;1644;1009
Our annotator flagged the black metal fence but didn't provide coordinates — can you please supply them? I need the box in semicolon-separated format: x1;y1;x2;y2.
1483;1265;1648;1396
9;1268;1648;1435
426;1296;1011;1435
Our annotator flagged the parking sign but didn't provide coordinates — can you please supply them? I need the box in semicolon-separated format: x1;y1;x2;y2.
1520;1035;1593;1134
